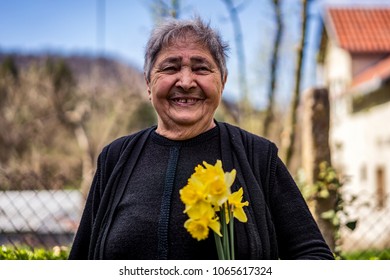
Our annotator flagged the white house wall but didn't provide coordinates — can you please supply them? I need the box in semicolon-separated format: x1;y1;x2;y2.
325;41;352;98
324;43;390;251
331;100;390;250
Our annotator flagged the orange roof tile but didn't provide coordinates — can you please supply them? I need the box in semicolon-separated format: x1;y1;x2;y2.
352;55;390;88
327;8;390;53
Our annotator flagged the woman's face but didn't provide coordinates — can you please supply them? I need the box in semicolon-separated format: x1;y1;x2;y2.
146;38;226;138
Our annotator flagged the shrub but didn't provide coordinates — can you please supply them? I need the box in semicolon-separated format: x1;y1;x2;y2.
343;248;390;260
0;245;69;260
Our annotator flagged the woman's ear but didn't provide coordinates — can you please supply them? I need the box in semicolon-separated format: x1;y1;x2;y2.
222;73;228;92
144;73;151;100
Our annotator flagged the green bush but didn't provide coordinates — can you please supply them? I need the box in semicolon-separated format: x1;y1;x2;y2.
0;245;69;260
342;248;390;260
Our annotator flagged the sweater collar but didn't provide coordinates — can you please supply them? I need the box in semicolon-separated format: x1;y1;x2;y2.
151;124;219;147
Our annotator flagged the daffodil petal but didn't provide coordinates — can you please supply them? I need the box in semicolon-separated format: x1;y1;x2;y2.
208;219;222;237
224;169;236;188
186;201;215;219
233;207;248;223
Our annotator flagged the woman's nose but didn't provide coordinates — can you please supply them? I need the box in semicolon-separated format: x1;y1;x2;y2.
176;68;196;91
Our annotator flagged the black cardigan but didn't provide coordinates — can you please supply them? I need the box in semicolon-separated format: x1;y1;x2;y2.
69;122;334;259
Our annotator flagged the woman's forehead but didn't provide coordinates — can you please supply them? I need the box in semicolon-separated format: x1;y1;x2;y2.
157;40;215;63
163;35;207;50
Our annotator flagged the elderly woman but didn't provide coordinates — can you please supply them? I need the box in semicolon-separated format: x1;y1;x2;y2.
69;17;334;260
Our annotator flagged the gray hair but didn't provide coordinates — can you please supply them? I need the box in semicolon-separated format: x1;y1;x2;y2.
144;17;229;82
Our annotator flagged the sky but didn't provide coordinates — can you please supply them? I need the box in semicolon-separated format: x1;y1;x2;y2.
1;0;389;108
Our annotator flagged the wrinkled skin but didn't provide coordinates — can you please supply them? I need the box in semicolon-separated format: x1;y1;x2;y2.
146;38;227;140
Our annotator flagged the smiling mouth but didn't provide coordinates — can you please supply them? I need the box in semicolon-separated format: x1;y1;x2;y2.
171;98;203;105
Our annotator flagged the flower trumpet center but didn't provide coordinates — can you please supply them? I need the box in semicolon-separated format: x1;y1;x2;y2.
184;218;210;241
208;179;225;195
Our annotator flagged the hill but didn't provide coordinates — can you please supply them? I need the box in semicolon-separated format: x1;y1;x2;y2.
0;52;155;192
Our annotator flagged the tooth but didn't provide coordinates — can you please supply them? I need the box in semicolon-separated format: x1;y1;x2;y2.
173;98;199;103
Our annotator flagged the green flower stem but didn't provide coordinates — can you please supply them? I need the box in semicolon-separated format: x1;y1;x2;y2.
213;232;225;260
221;204;231;259
229;210;235;260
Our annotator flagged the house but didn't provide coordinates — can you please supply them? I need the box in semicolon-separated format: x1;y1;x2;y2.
318;7;390;251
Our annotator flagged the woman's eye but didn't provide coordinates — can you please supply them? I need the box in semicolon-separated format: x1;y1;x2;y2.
162;66;177;72
194;66;210;73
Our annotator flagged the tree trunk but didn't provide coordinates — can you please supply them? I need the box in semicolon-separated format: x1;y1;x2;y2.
302;87;336;251
282;0;308;168
263;0;283;138
222;0;248;123
73;125;95;200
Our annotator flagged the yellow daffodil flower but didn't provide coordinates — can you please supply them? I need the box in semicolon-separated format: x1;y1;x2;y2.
228;187;249;223
184;216;221;241
184;201;222;240
184;218;209;241
203;160;235;206
186;200;215;219
180;160;248;259
180;176;208;212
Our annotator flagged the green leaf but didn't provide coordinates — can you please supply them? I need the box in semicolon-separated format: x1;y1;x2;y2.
332;215;340;226
320;209;335;220
319;189;329;198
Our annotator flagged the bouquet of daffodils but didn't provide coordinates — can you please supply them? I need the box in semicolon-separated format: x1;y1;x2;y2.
180;160;249;260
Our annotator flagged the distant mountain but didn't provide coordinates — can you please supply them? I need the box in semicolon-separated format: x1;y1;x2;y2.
0;52;146;96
